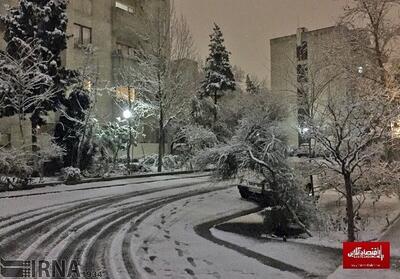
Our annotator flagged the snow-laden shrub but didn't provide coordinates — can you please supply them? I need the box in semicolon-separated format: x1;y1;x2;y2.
34;140;66;179
0;148;33;191
141;154;183;172
172;124;218;160
61;167;82;184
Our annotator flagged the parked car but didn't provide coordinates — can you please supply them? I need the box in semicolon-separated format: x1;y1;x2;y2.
237;180;277;206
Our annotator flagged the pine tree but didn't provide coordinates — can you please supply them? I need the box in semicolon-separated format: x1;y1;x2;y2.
1;0;73;145
201;23;235;122
245;74;258;95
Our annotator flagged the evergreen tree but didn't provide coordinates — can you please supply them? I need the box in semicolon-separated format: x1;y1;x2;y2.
245;74;259;95
1;0;73;145
201;23;235;122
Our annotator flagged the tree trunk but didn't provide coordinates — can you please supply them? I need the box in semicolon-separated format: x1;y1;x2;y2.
127;121;132;173
18;115;25;146
158;106;164;173
126;142;131;173
113;147;120;169
344;172;356;241
308;138;314;196
213;90;218;124
284;201;313;237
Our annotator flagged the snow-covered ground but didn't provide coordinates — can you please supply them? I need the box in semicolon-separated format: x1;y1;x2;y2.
1;173;399;279
0;173;300;279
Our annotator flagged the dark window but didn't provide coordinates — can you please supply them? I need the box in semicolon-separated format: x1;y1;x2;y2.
74;23;92;47
297;41;308;61
298;107;308;123
297;64;308;83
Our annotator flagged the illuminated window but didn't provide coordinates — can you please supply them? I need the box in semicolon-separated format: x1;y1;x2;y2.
84;80;92;91
116;86;136;101
115;2;134;14
391;120;400;138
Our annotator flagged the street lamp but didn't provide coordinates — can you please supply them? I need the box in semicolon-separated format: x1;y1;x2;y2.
123;109;132;119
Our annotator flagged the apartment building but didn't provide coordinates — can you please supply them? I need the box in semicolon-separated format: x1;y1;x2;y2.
270;26;347;148
0;0;170;154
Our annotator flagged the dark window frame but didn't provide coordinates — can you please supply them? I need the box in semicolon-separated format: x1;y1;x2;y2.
74;23;92;47
297;41;308;61
297;64;308;83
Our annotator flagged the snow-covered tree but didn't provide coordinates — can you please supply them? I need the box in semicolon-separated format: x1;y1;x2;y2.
0;44;55;146
310;79;400;241
1;0;72;147
339;0;400;87
201;23;235;123
119;7;197;172
196;100;320;236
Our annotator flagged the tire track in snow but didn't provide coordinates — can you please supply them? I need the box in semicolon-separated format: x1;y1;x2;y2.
0;178;211;260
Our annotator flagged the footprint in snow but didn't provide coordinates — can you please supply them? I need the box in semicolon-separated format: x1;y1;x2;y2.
184;268;195;276
187;257;196;267
144;267;156;275
175;248;184;257
164;234;171;239
142;247;149;253
149;255;157;262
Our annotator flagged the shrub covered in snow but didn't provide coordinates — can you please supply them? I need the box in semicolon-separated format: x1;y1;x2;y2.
172;124;218;163
61;167;82;185
0;148;33;191
141;154;184;172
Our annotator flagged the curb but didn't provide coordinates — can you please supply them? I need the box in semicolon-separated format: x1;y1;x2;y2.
4;169;214;192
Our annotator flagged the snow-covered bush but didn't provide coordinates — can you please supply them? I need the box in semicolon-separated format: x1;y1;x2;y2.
0;148;33;191
61;167;82;185
141;154;183;172
34;140;66;180
172;124;218;166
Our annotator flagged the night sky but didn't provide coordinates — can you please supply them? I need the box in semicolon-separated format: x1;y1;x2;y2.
175;0;348;84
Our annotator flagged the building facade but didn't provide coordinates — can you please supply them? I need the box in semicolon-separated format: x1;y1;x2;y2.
270;26;346;148
0;0;170;155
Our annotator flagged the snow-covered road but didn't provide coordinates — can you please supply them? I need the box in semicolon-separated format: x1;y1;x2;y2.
0;173;301;279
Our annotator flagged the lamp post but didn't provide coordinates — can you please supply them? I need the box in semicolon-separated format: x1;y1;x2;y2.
124;86;133;173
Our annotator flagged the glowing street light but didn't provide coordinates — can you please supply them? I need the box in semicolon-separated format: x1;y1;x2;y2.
301;127;310;134
123;109;132;119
